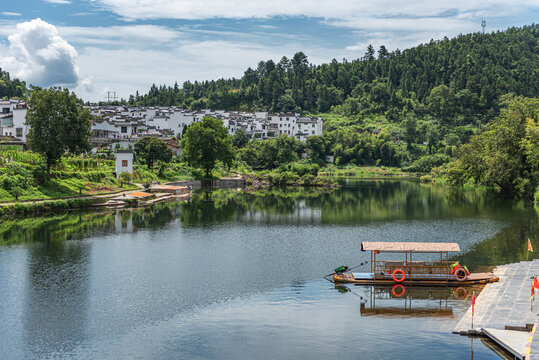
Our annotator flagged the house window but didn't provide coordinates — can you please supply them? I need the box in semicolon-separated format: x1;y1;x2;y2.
279;124;282;128
312;131;315;134
122;160;128;167
121;126;127;133
16;128;23;137
312;124;315;127
286;117;289;120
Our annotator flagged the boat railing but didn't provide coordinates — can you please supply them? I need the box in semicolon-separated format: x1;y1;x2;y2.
373;260;452;280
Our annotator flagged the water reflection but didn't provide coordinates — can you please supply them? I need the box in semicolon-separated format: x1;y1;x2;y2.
0;179;536;359
1;180;536;267
335;284;481;319
23;240;91;358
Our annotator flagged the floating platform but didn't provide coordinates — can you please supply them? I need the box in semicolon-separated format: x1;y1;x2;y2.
453;259;539;359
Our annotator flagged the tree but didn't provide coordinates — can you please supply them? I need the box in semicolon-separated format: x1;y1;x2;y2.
119;171;132;187
402;113;418;148
10;184;22;201
364;45;375;61
26;87;92;174
233;130;250;148
134;137;173;170
306;135;326;164
181;116;234;177
446;96;539;199
275;93;296;113
427;85;455;122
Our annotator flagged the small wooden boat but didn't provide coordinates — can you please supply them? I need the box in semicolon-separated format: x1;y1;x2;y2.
333;241;499;286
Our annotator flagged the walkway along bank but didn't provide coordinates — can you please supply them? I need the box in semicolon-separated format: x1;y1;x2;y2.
454;259;539;359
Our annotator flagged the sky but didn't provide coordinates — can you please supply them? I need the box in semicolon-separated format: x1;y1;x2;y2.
0;1;537;102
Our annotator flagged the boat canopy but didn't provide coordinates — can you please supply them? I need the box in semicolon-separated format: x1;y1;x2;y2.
361;241;460;252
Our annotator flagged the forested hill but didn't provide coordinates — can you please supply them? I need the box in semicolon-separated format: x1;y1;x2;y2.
130;24;538;121
0;68;27;99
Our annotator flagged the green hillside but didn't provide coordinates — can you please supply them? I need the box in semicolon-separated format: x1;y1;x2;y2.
130;24;538;126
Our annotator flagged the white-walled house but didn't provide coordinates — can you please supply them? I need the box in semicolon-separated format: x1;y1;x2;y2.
84;106;323;152
295;117;323;141
115;150;133;178
0;103;28;141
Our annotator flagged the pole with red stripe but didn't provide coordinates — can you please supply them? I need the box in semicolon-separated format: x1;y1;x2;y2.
472;291;475;329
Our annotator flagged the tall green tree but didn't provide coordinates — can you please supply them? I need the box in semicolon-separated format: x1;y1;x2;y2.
26;87;92;174
446;96;539;199
232;129;250;148
134;137;173;170
306;135;326;164
402;113;418;148
181;116;234;177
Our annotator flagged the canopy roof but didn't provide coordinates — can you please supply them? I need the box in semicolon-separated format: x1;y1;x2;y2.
361;241;460;252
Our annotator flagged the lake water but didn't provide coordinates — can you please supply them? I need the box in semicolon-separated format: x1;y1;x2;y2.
0;179;537;359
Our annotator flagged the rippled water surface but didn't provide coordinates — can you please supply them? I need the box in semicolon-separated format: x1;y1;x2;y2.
0;179;537;359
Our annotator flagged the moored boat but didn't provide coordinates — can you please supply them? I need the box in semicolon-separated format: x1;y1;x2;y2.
332;241;499;286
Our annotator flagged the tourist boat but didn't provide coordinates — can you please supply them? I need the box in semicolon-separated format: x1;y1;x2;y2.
332;242;499;286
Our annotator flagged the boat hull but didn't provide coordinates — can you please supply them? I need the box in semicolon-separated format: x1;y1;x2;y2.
333;272;499;286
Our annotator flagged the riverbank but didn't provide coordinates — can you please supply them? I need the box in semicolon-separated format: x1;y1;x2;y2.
241;164;413;188
319;165;415;179
0;186;193;218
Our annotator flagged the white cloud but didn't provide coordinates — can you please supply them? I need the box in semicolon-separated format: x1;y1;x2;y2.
0;18;80;87
1;12;21;17
91;0;537;21
58;24;182;46
44;0;72;4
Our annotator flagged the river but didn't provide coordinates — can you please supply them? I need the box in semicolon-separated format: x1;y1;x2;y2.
0;179;537;359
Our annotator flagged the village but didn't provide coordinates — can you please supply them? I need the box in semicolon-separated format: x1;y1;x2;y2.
0;99;323;154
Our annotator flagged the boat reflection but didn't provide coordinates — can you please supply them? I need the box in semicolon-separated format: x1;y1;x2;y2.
335;284;483;319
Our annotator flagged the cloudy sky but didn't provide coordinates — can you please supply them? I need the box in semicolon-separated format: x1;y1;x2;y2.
0;1;537;102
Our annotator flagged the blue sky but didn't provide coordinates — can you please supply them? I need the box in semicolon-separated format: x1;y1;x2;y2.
0;0;537;102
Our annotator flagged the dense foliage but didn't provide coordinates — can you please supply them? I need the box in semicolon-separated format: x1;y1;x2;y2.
181;116;234;177
0;150;128;202
134;137;173;170
0;68;27;99
128;25;537;125
26;88;92;172
443;96;539;202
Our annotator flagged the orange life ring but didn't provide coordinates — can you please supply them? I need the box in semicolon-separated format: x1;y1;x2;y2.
392;284;405;297
392;269;406;283
452;287;468;299
455;268;468;281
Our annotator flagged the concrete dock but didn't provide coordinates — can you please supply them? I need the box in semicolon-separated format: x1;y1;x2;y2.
453;259;539;359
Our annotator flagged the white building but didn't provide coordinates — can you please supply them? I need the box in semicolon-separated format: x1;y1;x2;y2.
87;106;323;152
115;150;134;178
0;101;28;141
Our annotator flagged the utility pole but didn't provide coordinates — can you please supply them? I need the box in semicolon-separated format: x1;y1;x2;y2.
481;20;486;34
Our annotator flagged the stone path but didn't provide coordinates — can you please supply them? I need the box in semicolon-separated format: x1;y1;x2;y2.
453;259;539;359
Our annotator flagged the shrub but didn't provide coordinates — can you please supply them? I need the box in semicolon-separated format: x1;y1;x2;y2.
301;174;316;186
1;174;28;190
405;154;451;173
119;172;132;186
